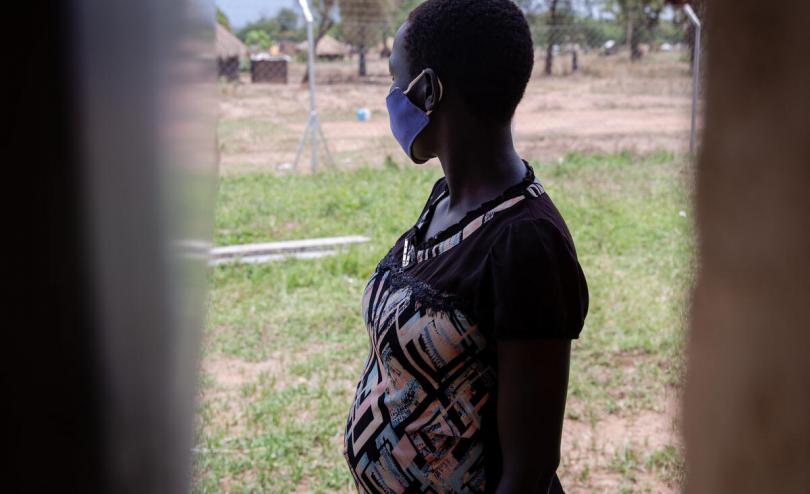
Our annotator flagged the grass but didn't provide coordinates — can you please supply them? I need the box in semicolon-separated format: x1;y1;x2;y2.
194;150;694;493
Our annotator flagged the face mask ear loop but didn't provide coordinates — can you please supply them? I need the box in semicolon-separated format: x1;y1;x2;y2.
426;75;443;116
403;69;427;95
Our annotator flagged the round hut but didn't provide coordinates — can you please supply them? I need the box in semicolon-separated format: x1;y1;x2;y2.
216;23;247;82
296;35;350;61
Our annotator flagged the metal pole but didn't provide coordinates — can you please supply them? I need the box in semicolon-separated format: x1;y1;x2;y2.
294;0;333;172
317;121;334;166
684;4;701;156
306;17;318;172
293;118;308;166
310;118;318;172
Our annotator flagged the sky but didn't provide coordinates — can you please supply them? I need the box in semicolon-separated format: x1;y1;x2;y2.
217;0;297;29
217;1;679;31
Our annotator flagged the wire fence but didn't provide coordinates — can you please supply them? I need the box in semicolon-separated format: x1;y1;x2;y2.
215;3;704;174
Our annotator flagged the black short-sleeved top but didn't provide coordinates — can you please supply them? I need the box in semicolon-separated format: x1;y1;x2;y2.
343;162;588;493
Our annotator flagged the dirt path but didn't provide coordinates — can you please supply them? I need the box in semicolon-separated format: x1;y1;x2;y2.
218;54;694;175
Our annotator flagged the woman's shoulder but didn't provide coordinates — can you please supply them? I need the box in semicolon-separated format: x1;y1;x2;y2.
477;195;589;341
490;192;578;258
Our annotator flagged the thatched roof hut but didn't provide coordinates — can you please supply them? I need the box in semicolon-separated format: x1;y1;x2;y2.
216;24;247;81
216;23;247;59
296;35;350;60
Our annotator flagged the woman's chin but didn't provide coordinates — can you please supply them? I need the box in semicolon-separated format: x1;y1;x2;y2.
411;152;433;165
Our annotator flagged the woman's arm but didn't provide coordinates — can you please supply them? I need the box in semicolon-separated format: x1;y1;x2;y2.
494;338;571;494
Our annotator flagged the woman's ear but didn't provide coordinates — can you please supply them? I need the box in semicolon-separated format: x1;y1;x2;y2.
422;68;441;113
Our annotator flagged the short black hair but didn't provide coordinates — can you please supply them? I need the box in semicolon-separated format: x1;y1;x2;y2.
405;0;534;124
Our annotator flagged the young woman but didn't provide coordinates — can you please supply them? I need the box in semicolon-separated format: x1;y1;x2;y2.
343;1;588;492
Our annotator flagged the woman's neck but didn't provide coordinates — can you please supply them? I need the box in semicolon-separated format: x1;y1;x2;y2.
436;122;526;212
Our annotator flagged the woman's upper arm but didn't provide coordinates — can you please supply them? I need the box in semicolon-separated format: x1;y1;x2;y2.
473;218;584;491
495;337;571;493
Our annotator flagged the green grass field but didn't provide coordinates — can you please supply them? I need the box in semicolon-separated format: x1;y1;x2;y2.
193;151;694;493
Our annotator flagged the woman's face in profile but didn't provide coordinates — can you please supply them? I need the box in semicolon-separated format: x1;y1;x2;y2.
388;21;438;163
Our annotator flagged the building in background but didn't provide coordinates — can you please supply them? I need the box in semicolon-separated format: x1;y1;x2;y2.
296;34;350;61
216;23;247;81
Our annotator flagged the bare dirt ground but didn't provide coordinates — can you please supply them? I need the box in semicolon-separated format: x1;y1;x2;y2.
218;51;693;175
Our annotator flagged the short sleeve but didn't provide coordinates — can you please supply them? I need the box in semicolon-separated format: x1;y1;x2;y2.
474;219;588;340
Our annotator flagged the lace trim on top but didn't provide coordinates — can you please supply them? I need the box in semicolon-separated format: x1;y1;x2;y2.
371;162;545;314
401;180;545;268
412;161;538;251
376;249;467;314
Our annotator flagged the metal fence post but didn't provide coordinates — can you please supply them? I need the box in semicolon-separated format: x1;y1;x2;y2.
294;0;334;172
684;4;702;156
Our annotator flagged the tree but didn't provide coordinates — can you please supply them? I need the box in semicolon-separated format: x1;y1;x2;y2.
541;0;574;76
276;8;300;34
614;0;640;58
216;6;233;32
544;0;560;75
382;0;423;56
610;0;666;60
244;29;272;51
340;0;392;77
237;10;306;46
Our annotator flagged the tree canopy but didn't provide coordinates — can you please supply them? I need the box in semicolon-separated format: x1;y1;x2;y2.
237;8;305;43
244;29;272;50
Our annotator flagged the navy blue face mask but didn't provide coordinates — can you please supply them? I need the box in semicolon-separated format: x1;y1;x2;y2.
386;69;443;164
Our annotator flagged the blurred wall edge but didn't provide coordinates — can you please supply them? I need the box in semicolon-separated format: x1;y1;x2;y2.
6;1;218;492
684;0;810;492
